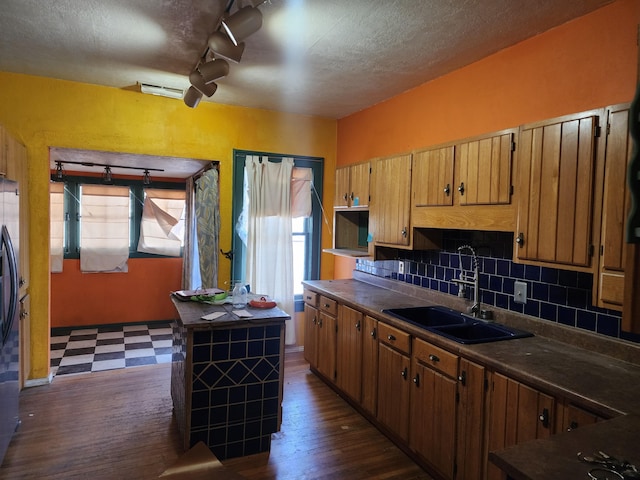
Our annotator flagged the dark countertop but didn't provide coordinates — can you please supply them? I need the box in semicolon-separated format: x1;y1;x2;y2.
171;295;289;329
488;414;640;480
302;274;640;479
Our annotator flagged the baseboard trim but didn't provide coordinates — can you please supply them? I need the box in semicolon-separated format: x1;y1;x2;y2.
24;373;54;388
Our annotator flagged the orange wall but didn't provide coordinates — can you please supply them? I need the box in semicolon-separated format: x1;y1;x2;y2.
338;0;638;165
52;258;182;327
334;0;639;276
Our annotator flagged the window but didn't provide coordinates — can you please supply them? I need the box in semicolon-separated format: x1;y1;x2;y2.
231;151;323;311
50;175;186;272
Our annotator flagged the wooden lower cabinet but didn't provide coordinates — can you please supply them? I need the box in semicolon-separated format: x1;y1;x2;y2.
557;402;603;433
376;327;411;442
456;358;487;480
361;315;378;416
303;302;319;367
317;310;337;381
486;372;555;480
409;340;458;479
336;304;364;401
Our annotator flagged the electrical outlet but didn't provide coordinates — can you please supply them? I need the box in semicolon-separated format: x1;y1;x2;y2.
398;261;405;275
514;281;527;304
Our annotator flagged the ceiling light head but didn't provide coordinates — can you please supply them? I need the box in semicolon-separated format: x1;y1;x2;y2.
208;32;245;63
102;166;113;184
188;69;218;97
199;59;230;83
55;161;65;181
142;169;152;185
221;6;263;46
184;86;203;108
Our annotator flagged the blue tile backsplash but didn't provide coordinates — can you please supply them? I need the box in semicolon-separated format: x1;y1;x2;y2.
356;230;639;344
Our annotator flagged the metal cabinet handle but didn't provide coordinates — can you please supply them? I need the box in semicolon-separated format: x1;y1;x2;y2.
443;184;450;196
413;373;420;386
516;232;525;246
567;421;578;432
350;192;354;201
401;227;407;238
355;321;361;331
305;295;312;301
343;193;348;201
323;303;330;308
458;182;465;195
429;354;440;363
370;328;377;339
312;316;317;325
401;367;407;379
387;334;396;341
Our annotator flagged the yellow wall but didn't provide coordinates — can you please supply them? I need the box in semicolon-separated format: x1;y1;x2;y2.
0;73;337;381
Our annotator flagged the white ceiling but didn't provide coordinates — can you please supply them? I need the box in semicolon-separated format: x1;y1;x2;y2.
0;0;614;176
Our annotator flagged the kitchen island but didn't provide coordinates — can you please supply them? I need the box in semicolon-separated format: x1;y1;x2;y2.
170;296;288;460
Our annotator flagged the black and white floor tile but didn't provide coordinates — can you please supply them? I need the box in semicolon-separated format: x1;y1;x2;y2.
50;322;173;377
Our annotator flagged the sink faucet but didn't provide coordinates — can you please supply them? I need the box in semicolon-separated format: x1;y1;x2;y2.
452;245;481;318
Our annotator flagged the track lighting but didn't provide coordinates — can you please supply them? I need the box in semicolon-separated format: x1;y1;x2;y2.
102;166;113;184
221;6;263;46
55;161;65;181
142;170;152;185
184;86;203;108
188;59;229;97
207;32;245;63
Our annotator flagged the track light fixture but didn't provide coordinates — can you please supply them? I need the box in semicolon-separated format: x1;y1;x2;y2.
52;160;164;184
55;161;65;180
184;2;264;108
102;166;113;184
207;31;245;63
221;6;263;46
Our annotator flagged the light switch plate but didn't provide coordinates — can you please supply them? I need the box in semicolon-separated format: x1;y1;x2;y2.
514;280;527;304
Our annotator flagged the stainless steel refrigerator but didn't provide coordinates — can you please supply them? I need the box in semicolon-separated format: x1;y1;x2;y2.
0;178;20;464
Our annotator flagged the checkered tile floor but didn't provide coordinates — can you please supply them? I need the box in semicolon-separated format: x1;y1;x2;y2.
50;322;173;377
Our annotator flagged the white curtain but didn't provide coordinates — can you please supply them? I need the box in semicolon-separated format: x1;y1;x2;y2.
246;156;296;344
137;188;186;257
50;182;65;273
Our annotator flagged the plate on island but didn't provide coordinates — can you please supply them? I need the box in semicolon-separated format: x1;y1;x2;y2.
249;297;277;309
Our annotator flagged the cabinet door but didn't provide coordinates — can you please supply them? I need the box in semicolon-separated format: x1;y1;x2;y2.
361;315;378;416
486;373;555;480
350;162;370;208
377;343;411;442
456;358;487;480
458;133;513;206
516;111;600;267
317;311;337;382
303;303;319;367
413;146;454;207
371;154;412;246
557;403;602;433
334;167;350;208
336;304;363;402
410;359;457;479
597;104;632;309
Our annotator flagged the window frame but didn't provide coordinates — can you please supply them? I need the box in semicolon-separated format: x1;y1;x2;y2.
231;150;324;312
51;174;187;260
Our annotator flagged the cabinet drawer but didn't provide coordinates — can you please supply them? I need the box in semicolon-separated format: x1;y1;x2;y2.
303;289;318;307
378;322;411;355
318;296;338;316
413;338;458;378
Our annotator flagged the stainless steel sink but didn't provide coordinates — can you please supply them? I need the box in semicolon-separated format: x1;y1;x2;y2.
382;305;533;344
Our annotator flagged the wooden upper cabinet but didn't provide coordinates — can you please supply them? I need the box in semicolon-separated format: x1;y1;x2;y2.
458;132;514;206
516;110;601;268
413;146;454;207
371;154;412;246
334;162;370;209
595;104;632;310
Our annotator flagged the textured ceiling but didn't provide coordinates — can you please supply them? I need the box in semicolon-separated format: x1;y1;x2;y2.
0;0;614;175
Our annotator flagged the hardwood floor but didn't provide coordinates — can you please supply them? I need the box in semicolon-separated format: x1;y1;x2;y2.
0;351;431;480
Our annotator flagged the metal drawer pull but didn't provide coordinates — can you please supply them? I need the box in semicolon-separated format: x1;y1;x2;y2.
429;354;440;362
387;334;396;341
323;303;330;308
